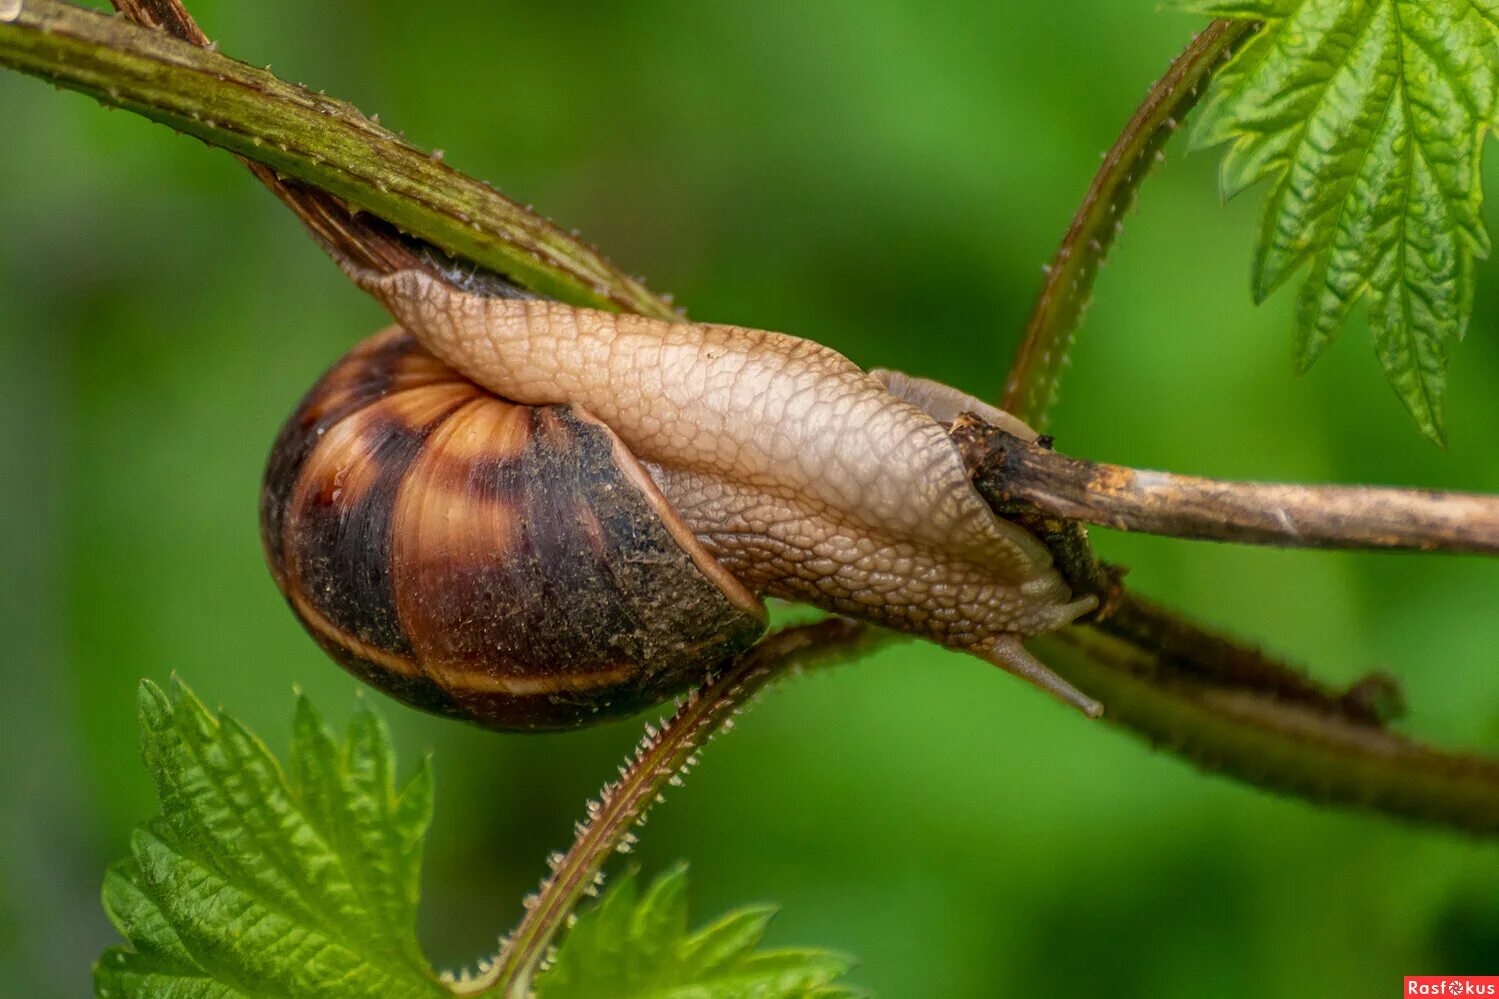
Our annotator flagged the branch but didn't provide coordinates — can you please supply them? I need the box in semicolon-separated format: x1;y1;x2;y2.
977;12;1499;834
955;419;1499;555
0;0;678;317
465;619;880;999
952;432;1499;831
989;20;1257;615
1001;18;1256;426
949;413;1499;830
8;0;1497;844
77;9;887;995
1041;596;1499;834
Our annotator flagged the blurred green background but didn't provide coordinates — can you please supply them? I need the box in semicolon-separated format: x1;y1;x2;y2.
4;2;1499;995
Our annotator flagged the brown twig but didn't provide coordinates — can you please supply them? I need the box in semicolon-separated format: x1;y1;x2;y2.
990;19;1256;617
11;0;1494;898
109;0;205;43
956;418;1499;555
952;412;1499;833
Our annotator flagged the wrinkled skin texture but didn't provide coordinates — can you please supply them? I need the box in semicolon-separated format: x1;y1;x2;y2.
347;265;1100;711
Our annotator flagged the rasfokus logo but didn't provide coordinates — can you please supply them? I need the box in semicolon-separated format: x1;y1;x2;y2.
1406;978;1499;996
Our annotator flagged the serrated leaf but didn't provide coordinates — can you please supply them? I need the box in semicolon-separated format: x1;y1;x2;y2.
94;679;448;999
1174;0;1499;443
535;866;861;999
96;681;859;998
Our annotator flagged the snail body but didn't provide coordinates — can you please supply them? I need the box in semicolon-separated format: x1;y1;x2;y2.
262;265;1101;730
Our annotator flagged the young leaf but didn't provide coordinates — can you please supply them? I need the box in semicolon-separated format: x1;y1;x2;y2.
95;681;860;999
94;679;448;999
534;866;861;999
1175;0;1499;443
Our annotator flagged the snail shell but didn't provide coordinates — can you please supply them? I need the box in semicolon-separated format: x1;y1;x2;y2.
260;328;767;730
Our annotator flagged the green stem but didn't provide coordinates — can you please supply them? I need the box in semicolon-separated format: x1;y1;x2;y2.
1047;595;1499;833
991;22;1257;631
467;619;880;998
5;0;1492;889
0;0;677;317
1002;19;1256;426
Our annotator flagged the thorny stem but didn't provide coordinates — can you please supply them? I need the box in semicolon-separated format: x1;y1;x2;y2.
0;0;679;317
463;619;877;999
1001;18;1256;427
108;0;446;281
977;10;1495;832
1044;598;1499;834
15;0;1499;838
5;6;1499;990
990;19;1258;619
956;420;1499;556
77;9;884;997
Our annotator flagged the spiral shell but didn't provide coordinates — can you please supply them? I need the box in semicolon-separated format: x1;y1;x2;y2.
260;328;767;730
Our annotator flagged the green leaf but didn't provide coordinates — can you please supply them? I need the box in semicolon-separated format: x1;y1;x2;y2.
96;681;858;998
534;866;861;999
94;679;448;999
1174;0;1499;443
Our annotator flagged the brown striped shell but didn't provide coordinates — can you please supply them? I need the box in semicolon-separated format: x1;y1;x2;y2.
260;328;768;731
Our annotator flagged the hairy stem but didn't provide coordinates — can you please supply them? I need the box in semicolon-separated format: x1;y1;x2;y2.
956;419;1499;555
108;0;449;281
989;20;1256;619
467;619;879;998
1002;19;1256;426
0;0;677;316
1046;600;1499;834
5;0;1494;951
86;10;886;992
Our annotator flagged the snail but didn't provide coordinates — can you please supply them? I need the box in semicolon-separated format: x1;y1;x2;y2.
260;262;1101;730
